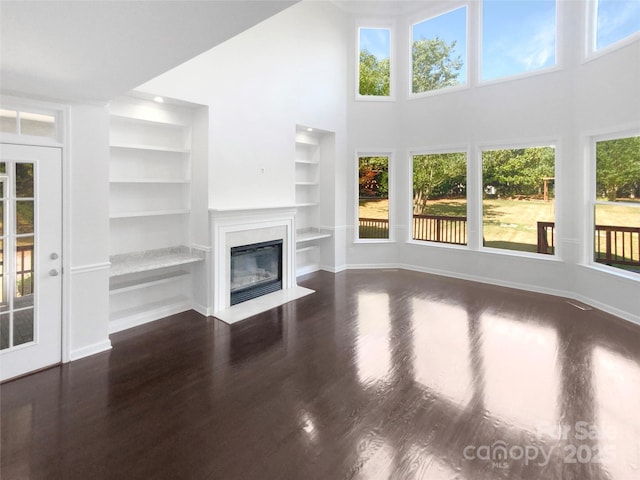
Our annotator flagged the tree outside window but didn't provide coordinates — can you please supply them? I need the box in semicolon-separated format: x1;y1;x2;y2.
358;156;390;239
412;6;466;94
412;152;467;245
358;28;391;97
482;147;555;254
594;136;640;273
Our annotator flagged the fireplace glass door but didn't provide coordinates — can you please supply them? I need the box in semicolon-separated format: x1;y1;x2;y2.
230;239;283;305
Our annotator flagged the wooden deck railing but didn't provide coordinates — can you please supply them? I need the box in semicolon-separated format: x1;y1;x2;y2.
359;217;389;238
594;225;640;266
0;245;34;301
359;215;469;244
537;222;640;267
412;214;467;245
536;221;555;254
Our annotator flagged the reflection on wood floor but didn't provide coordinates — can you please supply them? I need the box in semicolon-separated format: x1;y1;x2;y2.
2;269;639;479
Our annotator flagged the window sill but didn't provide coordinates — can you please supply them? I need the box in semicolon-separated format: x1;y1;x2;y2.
479;246;562;262
354;239;395;244
407;82;470;100
405;239;468;251
580;262;640;282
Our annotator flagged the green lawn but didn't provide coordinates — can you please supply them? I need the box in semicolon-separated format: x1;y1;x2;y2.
359;198;639;260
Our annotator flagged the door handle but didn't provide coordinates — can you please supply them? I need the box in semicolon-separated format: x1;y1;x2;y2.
50;269;59;277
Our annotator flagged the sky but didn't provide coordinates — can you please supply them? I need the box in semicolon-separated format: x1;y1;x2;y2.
359;0;640;86
596;0;640;50
481;0;556;81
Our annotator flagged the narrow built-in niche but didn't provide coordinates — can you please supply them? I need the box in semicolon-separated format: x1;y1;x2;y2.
294;126;333;275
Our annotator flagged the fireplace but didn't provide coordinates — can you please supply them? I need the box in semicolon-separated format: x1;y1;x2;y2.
209;206;314;323
230;239;283;305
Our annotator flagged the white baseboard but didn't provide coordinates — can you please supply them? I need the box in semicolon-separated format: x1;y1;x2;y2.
191;303;210;317
571;293;640;327
69;339;112;361
296;264;320;276
319;264;347;273
396;262;572;300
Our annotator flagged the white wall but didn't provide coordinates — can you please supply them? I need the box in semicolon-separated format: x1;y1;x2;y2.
346;1;640;323
138;0;348;212
68;104;112;359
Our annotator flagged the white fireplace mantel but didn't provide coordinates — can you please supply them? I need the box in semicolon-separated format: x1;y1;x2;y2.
209;206;313;323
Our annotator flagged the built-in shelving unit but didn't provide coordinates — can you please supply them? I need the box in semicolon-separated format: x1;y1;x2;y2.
108;96;204;333
295;127;331;275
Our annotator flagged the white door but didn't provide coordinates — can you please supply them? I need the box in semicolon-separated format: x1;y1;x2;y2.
0;144;62;381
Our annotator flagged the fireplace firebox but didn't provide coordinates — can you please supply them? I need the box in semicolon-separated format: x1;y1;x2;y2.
230;239;283;306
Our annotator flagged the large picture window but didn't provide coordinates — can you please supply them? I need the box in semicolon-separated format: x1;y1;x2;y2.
482;146;555;254
412;152;467;245
358;27;392;98
594;136;640;274
411;6;467;95
358;155;390;239
593;0;640;51
481;0;556;81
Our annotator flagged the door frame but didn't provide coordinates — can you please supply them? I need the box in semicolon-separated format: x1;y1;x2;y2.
0;96;71;367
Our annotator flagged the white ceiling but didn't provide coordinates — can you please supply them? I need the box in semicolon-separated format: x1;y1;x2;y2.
0;0;298;103
332;0;440;16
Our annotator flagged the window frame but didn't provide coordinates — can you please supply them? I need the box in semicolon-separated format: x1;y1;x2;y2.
478;140;559;259
407;4;470;99
585;0;640;61
408;146;470;248
356;20;396;102
355;150;395;243
587;129;640;278
0;100;62;146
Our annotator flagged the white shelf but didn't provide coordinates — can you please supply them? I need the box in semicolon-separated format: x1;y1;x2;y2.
295;137;319;147
110;246;204;277
110;143;190;154
296;203;319;208
110;114;185;128
297;230;331;243
109;270;190;294
295;159;319;165
110;209;190;219
295;182;318;186
110;178;190;184
296;246;316;254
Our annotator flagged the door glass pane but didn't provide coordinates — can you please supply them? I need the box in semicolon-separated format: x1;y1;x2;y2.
16;236;34;302
16;201;34;234
0;200;3;236
15;163;34;197
13;308;34;346
0;110;17;134
0;312;9;349
0;162;6;174
20;112;56;139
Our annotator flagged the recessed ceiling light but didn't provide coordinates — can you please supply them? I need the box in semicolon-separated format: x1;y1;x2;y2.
153;96;164;103
307;127;313;132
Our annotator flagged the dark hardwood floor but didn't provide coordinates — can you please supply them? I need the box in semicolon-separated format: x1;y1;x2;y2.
2;269;640;480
